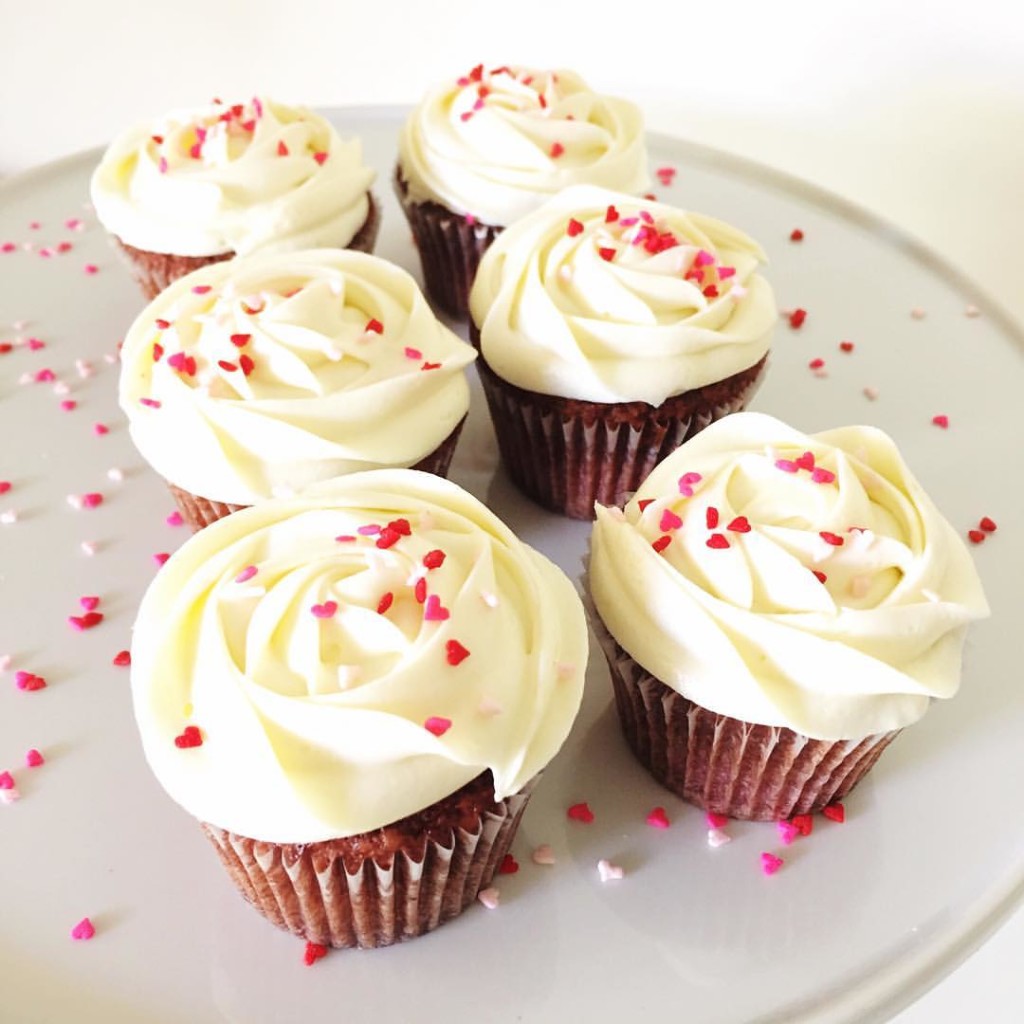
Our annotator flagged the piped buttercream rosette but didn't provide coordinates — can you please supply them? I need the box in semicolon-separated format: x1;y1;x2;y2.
131;470;587;843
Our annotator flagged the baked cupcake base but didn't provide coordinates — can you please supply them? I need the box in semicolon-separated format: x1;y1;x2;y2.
113;193;382;300
167;416;467;531
202;772;534;949
590;613;899;820
393;167;501;320
473;347;768;520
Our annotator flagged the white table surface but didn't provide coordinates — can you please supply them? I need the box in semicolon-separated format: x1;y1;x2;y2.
2;2;1022;1019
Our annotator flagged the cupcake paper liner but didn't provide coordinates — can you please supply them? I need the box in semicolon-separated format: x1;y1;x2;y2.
166;416;466;532
474;351;768;520
393;167;501;320
588;603;899;821
201;781;534;949
113;193;382;300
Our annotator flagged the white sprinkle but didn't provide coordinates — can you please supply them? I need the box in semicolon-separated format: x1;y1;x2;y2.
0;654;11;672
965;304;981;318
558;265;573;283
0;509;17;525
104;353;118;364
18;372;33;385
12;319;28;330
22;241;33;252
478;697;503;717
862;385;879;401
812;367;829;379
80;540;98;556
52;381;70;396
75;359;94;379
707;827;732;848
328;278;343;296
406;566;428;587
597;859;624;883
479;590;499;608
532;844;556;866
0;787;20;805
910;306;926;320
106;467;124;482
66;494;84;510
477;887;500;910
324;347;343;362
729;283;748;300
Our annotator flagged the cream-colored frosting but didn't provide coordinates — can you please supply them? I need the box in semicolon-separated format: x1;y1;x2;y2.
119;249;475;504
590;412;989;740
91;96;375;256
131;469;588;842
398;65;648;226
469;185;776;404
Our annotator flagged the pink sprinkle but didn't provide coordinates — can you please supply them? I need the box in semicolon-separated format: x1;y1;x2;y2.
706;811;729;829
0;482;10;495
0;771;14;790
139;398;161;409
404;346;423;360
863;386;879;401
477;887;500;910
310;601;338;619
153;552;170;566
66;218;84;231
25;749;44;768
79;596;99;611
777;821;800;845
81;492;103;509
191;284;212;295
659;509;683;532
761;853;784;876
423;594;450;622
655;165;677;185
93;423;109;436
84;264;99;275
165;510;183;527
811;467;836;484
567;802;595;824
775;459;798;473
1;242;15;253
707;828;732;848
70;918;95;941
357;523;380;536
34;368;56;383
465;213;477;226
424;716;452;737
718;266;736;279
312;151;329;165
693;249;715;268
334;534;356;543
15;671;46;691
235;565;258;583
910;306;926;320
60;400;77;412
27;337;45;351
932;414;949;429
67;614;102;633
646;806;670;829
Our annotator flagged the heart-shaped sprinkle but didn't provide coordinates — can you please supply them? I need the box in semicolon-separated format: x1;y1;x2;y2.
70;917;95;941
375;526;401;549
651;535;672;553
566;217;584;237
706;533;730;550
498;853;519;875
775;458;798;473
303;941;328;966
597;859;624;883
777;821;799;845
727;516;751;533
445;639;470;665
822;802;846;823
15;671;46;691
477;887;500;910
791;814;814;836
25;749;44;768
424;716;452;737
79;596;100;611
424;595;450;621
646;806;670;830
423;549;446;570
364;318;384;335
968;530;986;544
932;414;949;429
707;828;731;848
567;802;594;824
761;852;784;876
705;811;729;829
112;650;131;667
0;771;14;789
174;725;203;749
230;333;251;348
532;844;556;865
811;467;836;484
839;340;855;352
68;612;103;631
795;451;816;471
979;516;997;533
310;601;338;619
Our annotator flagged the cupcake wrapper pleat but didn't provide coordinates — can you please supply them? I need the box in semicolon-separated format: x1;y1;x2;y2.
475;354;767;520
201;783;533;949
589;605;899;820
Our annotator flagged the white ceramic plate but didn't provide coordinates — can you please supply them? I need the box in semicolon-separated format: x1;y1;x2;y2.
0;107;1020;1024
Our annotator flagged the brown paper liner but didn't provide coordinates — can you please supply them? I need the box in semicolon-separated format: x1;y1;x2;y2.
473;346;768;520
393;167;502;320
201;773;535;949
589;611;899;820
113;193;382;300
166;416;466;532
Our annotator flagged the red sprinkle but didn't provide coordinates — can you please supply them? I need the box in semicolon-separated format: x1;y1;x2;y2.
423;549;446;570
706;533;730;550
566;217;584;237
931;414;949;429
808;358;825;370
549;142;565;158
445;639;470;666
788;308;807;329
727;516;751;533
93;423;109;436
277;141;289;157
822;802;846;823
239;354;255;376
414;577;427;604
230;333;251;347
15;671;47;692
376;592;394;615
424;716;452;737
312;152;328;165
81;492;103;509
68;612;103;631
598;247;616;262
421;361;442;371
174;725;203;749
706;812;729;829
979;516;998;533
651;535;672;553
791;814;814;836
812;570;828;584
388;518;412;536
375;527;401;549
25;749;44;768
0;481;10;495
706;507;719;530
303;941;328;966
790;229;804;242
217;360;238;373
968;529;986;544
153;553;170;566
365;318;384;334
498;853;520;875
567;802;595;824
819;531;844;547
646;806;671;829
112;650;131;667
605;204;620;223
839;341;855;353
637;498;654;513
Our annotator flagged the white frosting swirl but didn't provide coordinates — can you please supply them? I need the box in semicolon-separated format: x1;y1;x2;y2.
398;66;648;226
119;249;475;504
590;412;989;739
469;185;776;404
131;470;588;842
91;96;375;256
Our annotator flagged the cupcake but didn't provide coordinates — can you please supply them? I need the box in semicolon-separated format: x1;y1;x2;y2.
130;469;587;948
91;96;378;298
395;65;647;319
118;249;476;530
468;185;775;519
587;412;989;820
